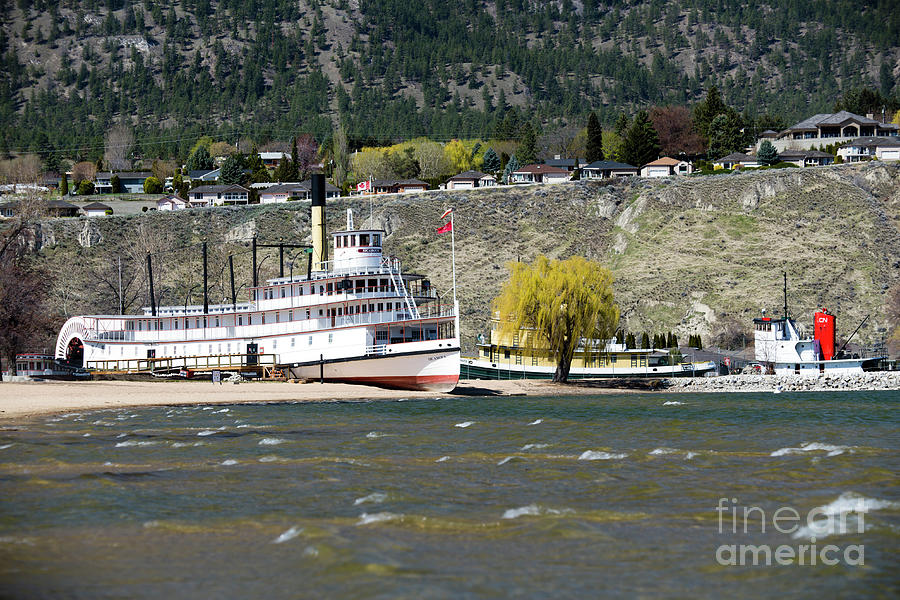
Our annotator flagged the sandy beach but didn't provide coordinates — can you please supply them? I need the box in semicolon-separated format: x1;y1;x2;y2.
0;378;629;422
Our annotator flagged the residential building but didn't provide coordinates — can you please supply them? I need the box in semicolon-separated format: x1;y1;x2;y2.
777;150;835;167
712;153;760;170
581;160;639;179
258;180;340;204
157;195;188;211
188;169;220;183
640;157;693;177
259;152;291;169
188;184;250;206
509;164;570;184
837;136;900;162
762;111;899;151
82;202;112;217
94;172;152;194
543;157;586;177
446;170;497;189
371;179;429;194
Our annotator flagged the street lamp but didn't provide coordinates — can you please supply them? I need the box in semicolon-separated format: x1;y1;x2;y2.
184;283;201;317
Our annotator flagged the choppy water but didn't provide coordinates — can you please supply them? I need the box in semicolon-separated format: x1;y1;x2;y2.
1;391;898;598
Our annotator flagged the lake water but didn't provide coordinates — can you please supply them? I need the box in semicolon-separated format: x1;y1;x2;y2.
1;391;898;598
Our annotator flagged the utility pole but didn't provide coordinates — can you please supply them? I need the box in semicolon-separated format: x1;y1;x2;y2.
229;254;236;310
146;252;156;317
117;256;123;315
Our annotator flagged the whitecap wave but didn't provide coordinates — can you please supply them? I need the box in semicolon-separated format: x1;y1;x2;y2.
501;504;570;519
302;546;319;557
649;447;678;455
258;437;286;446
171;441;204;448
354;492;388;506
357;512;401;525
273;526;303;544
454;421;474;428
662;401;683;406
197;427;226;436
0;443;14;450
521;443;550;451
212;408;229;414
685;451;697;460
220;459;238;466
114;440;159;448
528;419;543;425
578;450;627;460
366;431;385;439
435;456;450;462
791;492;900;540
259;455;279;462
771;442;852;457
497;456;517;466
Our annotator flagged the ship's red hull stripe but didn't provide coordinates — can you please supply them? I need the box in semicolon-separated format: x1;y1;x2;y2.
325;374;459;391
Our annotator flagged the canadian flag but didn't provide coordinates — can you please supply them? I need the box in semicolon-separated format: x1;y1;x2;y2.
356;180;371;192
436;221;452;234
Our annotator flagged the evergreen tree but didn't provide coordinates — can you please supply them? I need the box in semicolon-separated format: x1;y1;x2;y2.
707;113;745;160
110;174;122;193
219;154;244;184
625;332;636;349
482;147;501;174
615;329;625;344
60;173;68;196
620;111;661;167
186;145;213;171
614;112;629;137
586;111;604;162
517;122;538;165
695;334;702;350
245;147;270;183
757;140;779;165
693;86;728;144
502;154;520;183
640;332;650;349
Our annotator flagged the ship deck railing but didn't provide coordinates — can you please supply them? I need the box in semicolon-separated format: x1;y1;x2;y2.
81;304;457;345
87;353;278;374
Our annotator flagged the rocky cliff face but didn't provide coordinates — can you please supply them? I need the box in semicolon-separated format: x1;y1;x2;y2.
29;163;900;352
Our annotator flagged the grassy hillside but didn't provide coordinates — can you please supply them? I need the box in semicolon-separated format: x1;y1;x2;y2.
28;162;900;353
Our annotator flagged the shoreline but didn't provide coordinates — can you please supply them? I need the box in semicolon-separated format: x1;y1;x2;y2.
0;378;642;422
2;372;898;423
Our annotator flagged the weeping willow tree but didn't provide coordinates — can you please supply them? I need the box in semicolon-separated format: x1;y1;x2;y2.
492;255;619;383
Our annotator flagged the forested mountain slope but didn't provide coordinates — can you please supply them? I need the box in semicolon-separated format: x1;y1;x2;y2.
1;0;898;159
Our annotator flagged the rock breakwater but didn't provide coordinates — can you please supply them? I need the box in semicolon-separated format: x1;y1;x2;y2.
665;372;900;393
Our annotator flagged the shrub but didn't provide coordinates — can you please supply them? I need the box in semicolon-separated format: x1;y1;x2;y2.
143;176;163;194
77;180;95;195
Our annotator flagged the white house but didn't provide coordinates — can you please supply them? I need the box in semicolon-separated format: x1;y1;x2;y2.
777;150;835;167
258;180;341;203
82;202;112;217
446;170;497;189
188;184;250;206
156;195;188;211
509;164;570;184
640;157;693;177
837;136;900;162
581;160;639;179
713;153;760;169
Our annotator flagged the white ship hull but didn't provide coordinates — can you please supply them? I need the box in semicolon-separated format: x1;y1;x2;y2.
290;343;460;391
461;357;716;380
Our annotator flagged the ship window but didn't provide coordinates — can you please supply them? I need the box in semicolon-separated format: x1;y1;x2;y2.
376;330;387;341
291;338;295;347
380;279;389;291
276;312;280;323
369;304;374;312
532;354;538;366
174;319;179;330
362;305;367;313
238;316;243;326
377;303;383;311
209;344;213;354
288;311;293;322
326;283;333;295
360;234;370;246
351;235;356;246
227;343;231;353
215;317;219;327
262;314;266;324
373;234;381;246
297;285;303;296
368;279;377;291
504;349;510;359
273;340;277;349
631;355;637;367
196;319;200;328
186;319;190;329
328;333;334;343
281;288;285;298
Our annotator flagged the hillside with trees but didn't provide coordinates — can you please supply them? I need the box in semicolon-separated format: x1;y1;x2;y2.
1;0;899;168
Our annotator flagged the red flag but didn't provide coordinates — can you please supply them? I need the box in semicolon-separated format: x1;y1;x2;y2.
440;207;453;220
436;221;452;234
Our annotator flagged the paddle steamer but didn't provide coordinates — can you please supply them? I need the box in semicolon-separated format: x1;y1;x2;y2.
55;175;460;391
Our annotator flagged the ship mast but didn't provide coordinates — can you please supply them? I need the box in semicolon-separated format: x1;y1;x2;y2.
783;271;788;321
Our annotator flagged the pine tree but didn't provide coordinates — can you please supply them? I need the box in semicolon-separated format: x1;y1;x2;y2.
110;174;122;193
616;329;625;344
640;332;650;349
219;154;244;184
502;154;520;183
621;111;661;167
693;86;728;144
517;122;537;165
186;145;213;171
60;173;68;196
707;113;745;160
482;147;501;174
757;140;778;165
586;111;604;162
625;332;636;349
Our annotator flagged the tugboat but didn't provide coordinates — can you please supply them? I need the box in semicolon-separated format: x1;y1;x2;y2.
55;175;460;391
752;273;885;375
